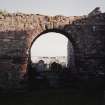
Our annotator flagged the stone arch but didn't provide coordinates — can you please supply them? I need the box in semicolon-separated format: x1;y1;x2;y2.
30;29;75;48
27;28;77;73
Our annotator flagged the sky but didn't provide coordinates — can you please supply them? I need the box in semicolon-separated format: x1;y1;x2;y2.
0;0;105;16
31;32;68;58
0;0;105;57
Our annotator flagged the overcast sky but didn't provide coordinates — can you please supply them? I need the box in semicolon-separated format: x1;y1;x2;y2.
0;0;105;16
0;0;105;57
31;33;68;58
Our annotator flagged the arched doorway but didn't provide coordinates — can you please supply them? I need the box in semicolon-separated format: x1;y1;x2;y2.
28;29;76;69
31;32;68;68
27;30;76;89
28;30;75;71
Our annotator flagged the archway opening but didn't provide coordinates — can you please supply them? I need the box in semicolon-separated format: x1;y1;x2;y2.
28;31;75;88
31;32;68;68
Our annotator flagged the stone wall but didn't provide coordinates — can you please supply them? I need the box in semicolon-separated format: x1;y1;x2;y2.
0;8;105;89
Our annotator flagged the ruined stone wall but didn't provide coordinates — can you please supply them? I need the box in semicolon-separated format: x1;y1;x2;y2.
66;12;105;76
0;12;82;88
0;8;105;89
